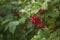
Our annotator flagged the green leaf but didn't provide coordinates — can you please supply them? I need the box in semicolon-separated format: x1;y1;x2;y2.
48;29;60;40
31;28;51;40
19;17;26;24
5;21;19;33
1;19;10;25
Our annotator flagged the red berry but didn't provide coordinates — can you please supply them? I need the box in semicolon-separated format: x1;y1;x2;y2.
30;16;40;24
37;23;46;28
13;10;19;16
39;9;46;14
14;13;19;16
1;12;6;17
32;16;39;19
32;16;40;21
30;19;37;24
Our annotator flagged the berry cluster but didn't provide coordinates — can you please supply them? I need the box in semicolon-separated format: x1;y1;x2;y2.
37;23;47;28
0;10;19;17
30;16;47;28
23;9;46;29
30;16;40;24
0;9;56;32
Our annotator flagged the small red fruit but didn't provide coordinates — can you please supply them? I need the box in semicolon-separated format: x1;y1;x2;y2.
13;10;19;16
30;16;40;24
30;19;37;24
14;13;19;16
39;9;46;14
37;23;46;28
32;16;40;21
1;12;6;17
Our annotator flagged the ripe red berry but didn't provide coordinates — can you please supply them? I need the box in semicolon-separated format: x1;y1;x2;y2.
30;19;37;24
32;16;40;21
13;10;19;16
37;23;46;28
1;12;6;17
30;16;40;24
39;9;46;14
14;13;19;16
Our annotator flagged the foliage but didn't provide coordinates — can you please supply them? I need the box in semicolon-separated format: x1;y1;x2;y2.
0;0;60;40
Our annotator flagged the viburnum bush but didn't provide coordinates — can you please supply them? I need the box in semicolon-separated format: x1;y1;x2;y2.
0;0;60;40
